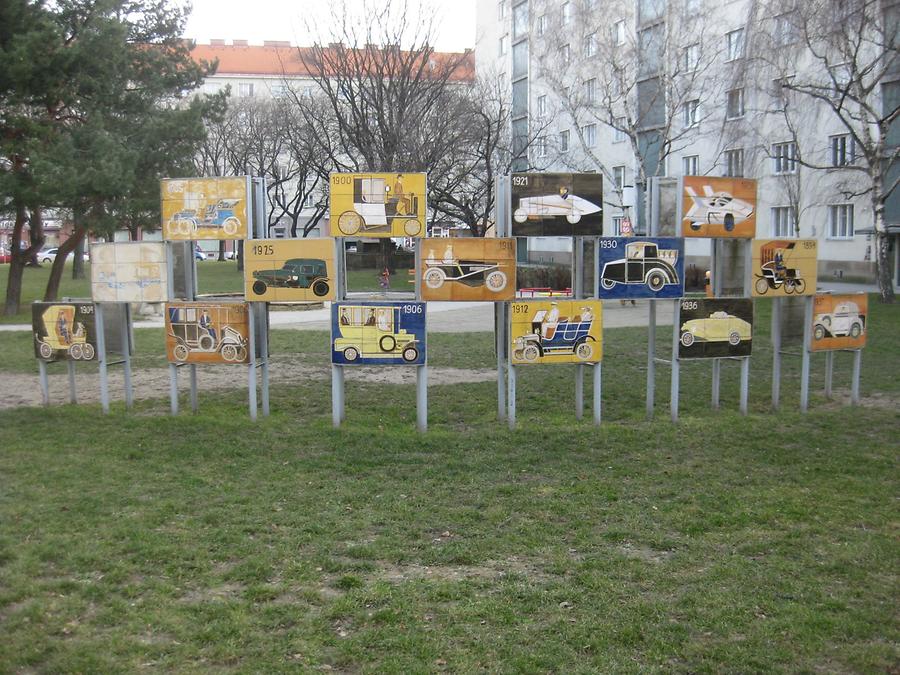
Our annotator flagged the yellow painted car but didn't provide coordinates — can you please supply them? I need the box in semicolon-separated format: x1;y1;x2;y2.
680;311;751;347
334;305;421;362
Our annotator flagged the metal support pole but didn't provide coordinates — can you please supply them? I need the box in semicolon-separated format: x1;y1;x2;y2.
248;306;257;421
39;360;50;407
189;365;198;413
495;175;511;422
67;360;77;404
670;300;681;423
95;303;110;414
496;303;507;420
771;297;782;410
259;304;270;417
740;357;750;415
507;363;517;430
332;365;344;427
851;350;862;405
592;363;601;426
121;305;133;409
824;351;834;399
800;295;813;413
416;365;428;432
169;364;179;414
710;240;721;409
647;299;656;418
573;230;584;421
711;359;721;409
575;365;584;420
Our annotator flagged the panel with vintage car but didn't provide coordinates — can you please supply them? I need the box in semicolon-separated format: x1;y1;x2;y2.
678;298;753;359
598;237;685;299
91;242;168;303
510;300;603;365
165;302;250;364
751;239;817;297
811;293;868;351
511;173;603;237
244;238;335;302
681;176;757;238
329;173;426;238
161;177;250;241
33;302;98;361
331;301;426;366
420;237;516;301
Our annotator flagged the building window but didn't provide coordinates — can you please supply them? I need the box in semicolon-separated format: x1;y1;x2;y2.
725;88;745;119
537;14;547;35
831;134;856;166
613;20;626;45
559;43;570;64
536;136;548;158
537;94;547;116
682;43;699;71
582;123;597;148
498;0;507;19
584;32;597;57
612;165;626;190
774;12;797;45
559;129;570;152
683;99;699;127
682;155;699;175
724;148;744;177
612;215;624;235
585;78;597;102
270;84;288;98
772;141;797;174
238;83;254;97
725;28;745;61
562;1;571;23
613;118;627;142
512;2;528;38
829;204;854;238
499;35;508;56
771;206;794;237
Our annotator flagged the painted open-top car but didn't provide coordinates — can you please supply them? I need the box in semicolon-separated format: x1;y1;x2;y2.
680;311;752;347
513;304;598;362
423;257;508;292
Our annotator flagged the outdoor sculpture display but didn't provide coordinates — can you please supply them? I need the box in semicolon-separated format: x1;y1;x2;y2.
420;238;516;301
90;242;168;303
678;298;753;359
331;301;426;365
752;239;818;297
510;300;602;365
33;302;97;361
244;238;335;302
165;302;250;364
597;237;685;299
329;173;426;237
811;293;868;350
681;176;757;238
511;173;603;237
161;177;250;240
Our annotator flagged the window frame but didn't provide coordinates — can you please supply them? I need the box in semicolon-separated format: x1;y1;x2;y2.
725;28;745;61
725;88;745;120
772;141;798;174
830;133;856;167
582;123;597;148
724;148;744;177
682;154;699;176
828;203;855;239
770;206;795;237
683;99;699;128
559;129;570;152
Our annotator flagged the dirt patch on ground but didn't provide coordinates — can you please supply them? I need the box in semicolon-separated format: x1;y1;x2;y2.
618;543;674;564
1;363;497;410
818;390;900;411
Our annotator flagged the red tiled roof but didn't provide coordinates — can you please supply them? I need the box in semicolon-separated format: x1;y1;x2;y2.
190;43;475;82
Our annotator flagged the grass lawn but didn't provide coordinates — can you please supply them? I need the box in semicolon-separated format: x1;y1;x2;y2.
0;298;897;671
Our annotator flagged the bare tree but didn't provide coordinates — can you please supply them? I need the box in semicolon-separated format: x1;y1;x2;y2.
754;0;899;302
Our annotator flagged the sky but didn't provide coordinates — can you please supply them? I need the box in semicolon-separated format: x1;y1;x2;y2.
182;0;477;53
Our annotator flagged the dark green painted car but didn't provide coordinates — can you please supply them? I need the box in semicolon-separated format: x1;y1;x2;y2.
251;258;330;297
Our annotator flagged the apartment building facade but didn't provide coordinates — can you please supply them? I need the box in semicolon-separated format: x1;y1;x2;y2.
477;0;899;285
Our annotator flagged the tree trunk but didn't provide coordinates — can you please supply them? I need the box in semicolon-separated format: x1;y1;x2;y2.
3;202;44;316
875;230;895;303
45;221;86;301
218;240;226;261
72;235;86;280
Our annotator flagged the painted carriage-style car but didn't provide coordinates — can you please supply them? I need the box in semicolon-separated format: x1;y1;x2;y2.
423;248;508;293
168;199;243;237
336;175;422;237
33;303;96;361
333;304;423;364
166;303;249;363
755;240;807;295
513;302;598;362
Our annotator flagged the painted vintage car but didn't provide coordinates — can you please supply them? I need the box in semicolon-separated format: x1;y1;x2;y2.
813;301;865;340
251;258;330;297
680;310;752;347
600;241;679;292
684;185;754;232
333;304;421;362
34;304;95;360
336;176;422;236
513;305;597;361
423;257;508;292
167;305;248;363
168;199;243;236
513;191;602;225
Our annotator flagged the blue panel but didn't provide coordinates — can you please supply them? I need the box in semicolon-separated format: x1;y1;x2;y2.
597;237;685;299
331;301;427;366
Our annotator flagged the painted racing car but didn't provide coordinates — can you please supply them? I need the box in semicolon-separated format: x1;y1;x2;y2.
684;185;754;232
513;190;602;225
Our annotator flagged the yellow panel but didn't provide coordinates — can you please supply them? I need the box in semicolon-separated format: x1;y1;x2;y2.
751;239;817;297
244;238;335;302
420;238;516;301
161;177;250;241
329;172;427;238
510;300;602;365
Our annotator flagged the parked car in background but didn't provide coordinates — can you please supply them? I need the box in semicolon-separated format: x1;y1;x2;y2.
39;248;90;264
0;247;11;264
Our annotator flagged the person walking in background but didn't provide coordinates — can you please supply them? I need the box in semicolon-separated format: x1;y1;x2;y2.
378;267;391;293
